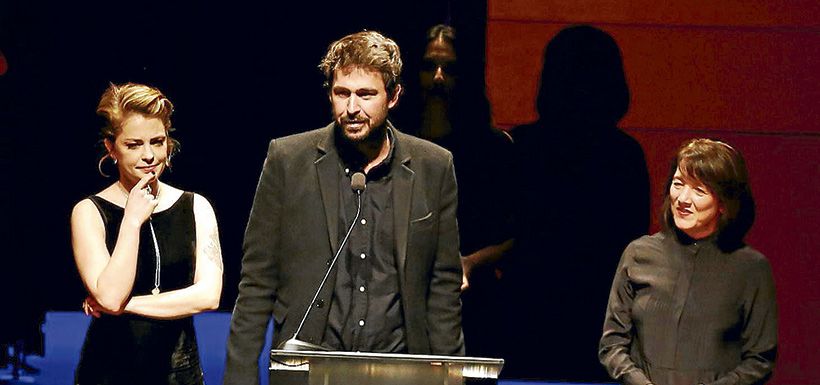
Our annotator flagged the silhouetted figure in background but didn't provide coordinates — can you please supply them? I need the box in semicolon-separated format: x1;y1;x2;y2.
399;24;514;359
501;25;649;381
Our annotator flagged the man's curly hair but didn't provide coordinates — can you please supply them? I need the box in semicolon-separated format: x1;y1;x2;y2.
319;30;402;97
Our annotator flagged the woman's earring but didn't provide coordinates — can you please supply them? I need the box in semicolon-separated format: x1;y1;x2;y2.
98;154;113;177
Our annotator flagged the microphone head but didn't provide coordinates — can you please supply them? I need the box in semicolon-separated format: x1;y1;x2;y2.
351;172;366;192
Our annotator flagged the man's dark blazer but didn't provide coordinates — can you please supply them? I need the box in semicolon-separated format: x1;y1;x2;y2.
224;122;465;384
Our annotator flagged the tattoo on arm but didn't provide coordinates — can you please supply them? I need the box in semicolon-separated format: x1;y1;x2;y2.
204;226;223;271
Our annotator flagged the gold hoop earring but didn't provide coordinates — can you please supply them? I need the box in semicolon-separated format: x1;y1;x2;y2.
98;154;114;177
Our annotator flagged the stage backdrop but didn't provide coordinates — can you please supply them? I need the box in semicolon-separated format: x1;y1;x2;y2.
485;1;820;384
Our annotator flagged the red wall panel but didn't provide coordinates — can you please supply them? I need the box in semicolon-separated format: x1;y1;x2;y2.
488;1;820;383
488;22;820;133
489;0;820;28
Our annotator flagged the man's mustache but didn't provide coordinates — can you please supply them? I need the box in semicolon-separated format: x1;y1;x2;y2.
341;118;368;124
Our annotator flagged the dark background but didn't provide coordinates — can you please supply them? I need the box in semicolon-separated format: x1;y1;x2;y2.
2;1;818;383
0;0;487;312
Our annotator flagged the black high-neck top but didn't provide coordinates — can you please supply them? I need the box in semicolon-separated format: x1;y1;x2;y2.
600;231;777;385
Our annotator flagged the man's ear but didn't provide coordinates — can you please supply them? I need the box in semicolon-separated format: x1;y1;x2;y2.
388;84;402;109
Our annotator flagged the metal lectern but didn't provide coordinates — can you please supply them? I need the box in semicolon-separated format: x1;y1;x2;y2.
270;350;504;385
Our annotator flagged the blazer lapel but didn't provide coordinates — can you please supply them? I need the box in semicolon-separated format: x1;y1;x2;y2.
316;125;340;255
392;133;414;283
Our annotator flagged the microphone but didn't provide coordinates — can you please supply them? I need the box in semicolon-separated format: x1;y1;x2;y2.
351;172;366;193
278;172;366;351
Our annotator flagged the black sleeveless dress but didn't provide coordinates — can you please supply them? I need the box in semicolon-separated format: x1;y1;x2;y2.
75;192;204;385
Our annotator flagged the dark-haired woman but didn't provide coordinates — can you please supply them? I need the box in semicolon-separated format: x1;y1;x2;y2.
600;138;777;385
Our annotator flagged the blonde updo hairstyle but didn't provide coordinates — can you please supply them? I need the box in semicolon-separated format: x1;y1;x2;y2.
96;83;178;175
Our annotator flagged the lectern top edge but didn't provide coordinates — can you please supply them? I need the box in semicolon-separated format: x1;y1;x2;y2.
270;349;504;365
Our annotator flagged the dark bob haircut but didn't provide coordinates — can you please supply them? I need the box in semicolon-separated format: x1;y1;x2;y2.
662;138;755;250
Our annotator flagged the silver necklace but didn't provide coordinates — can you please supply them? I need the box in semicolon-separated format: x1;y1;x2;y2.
118;182;162;295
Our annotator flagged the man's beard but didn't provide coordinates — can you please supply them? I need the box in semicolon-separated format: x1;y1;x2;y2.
337;117;387;145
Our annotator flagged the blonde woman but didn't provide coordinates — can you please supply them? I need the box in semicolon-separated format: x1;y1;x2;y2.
71;83;222;384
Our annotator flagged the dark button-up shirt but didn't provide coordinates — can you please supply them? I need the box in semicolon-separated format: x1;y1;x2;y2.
600;231;777;385
322;128;407;352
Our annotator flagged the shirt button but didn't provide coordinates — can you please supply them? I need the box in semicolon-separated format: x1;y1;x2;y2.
359;286;366;293
358;319;365;327
360;219;367;225
360;253;366;260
